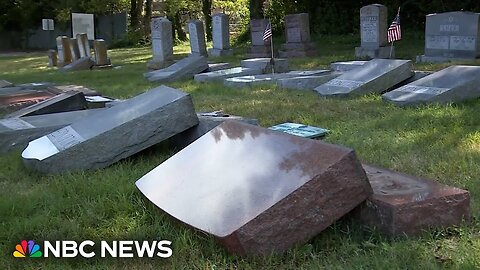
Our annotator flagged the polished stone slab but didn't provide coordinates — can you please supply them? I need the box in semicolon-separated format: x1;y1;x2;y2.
22;85;199;173
383;65;480;106
145;55;208;82
136;121;372;255
315;59;413;97
354;164;470;236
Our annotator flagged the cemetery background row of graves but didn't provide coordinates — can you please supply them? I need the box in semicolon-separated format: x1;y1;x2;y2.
1;3;480;269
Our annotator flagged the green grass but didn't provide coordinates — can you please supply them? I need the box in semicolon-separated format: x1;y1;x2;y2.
1;35;480;269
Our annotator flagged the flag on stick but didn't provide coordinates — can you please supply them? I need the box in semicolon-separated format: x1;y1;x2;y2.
387;8;401;43
263;21;272;41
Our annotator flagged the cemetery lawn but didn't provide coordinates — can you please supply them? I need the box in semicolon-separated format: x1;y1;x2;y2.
1;34;480;269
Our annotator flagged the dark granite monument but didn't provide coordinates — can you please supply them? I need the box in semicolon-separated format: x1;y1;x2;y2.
278;13;317;57
246;19;271;58
355;4;393;59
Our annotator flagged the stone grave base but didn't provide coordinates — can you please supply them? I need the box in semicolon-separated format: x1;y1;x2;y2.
240;58;289;73
278;42;317;58
208;48;233;57
355;46;394;59
246;45;272;58
206;63;230;72
147;58;175;70
330;61;367;72
416;55;478;63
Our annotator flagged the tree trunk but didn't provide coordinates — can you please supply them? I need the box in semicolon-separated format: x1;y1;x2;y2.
249;0;263;19
144;0;152;36
130;0;138;30
173;12;187;41
202;0;212;41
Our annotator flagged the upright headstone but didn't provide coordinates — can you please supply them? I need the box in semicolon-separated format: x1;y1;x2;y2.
278;13;317;57
56;36;72;67
383;65;480;106
147;17;174;70
69;38;80;61
22;86;199;173
417;12;480;62
315;59;413;97
76;33;91;58
208;13;233;57
93;39;111;66
355;4;393;59
136;121;372;255
246;19;271;58
47;50;58;67
188;20;207;57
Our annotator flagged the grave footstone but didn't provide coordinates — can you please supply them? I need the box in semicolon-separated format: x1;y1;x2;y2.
0;80;12;88
147;17;174;70
188;20;208;57
5;91;87;118
93;39;112;67
240;58;289;73
269;122;329;138
279;13;317;57
76;33;91;58
47;50;58;67
315;59;413;97
330;61;367;72
355;4;393;59
56;36;72;67
145;55;208;82
22;85;199;173
136;121;372;255
225;70;329;88
208;13;233;57
354;164;470;236
194;67;263;83
69;38;80;61
417;12;480;62
0;108;104;153
383;65;480;106
277;72;342;91
246;19;271;58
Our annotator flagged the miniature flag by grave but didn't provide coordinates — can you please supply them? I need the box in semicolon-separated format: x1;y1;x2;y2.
269;122;329;138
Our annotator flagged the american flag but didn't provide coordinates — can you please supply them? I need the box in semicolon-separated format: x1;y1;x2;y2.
263;21;272;41
387;9;401;43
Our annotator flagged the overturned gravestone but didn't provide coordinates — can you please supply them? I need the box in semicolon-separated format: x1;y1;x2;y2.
147;17;174;70
354;164;470;236
208;13;233;57
60;57;95;72
136;121;372;255
224;70;330;88
5;91;87;118
206;63;230;72
170;111;258;149
0;108;104;153
22;85;199;173
241;58;289;73
330;61;367;72
383;65;480;106
145;55;208;82
315;59;413;97
385;70;432;93
0;80;12;88
277;72;341;91
194;67;263;83
0;88;60;114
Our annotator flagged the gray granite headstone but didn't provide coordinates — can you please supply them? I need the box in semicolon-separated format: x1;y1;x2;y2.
188;20;208;57
355;4;393;59
383;65;480;106
225;70;329;88
147;17;174;69
417;12;480;62
60;57;95;72
246;19;271;58
0;108;104;153
22;85;199;173
56;36;72;67
277;72;342;91
76;33;91;58
93;39;111;66
240;58;289;73
330;61;367;72
208;13;233;57
194;67;263;83
145;55;208;82
279;13;317;57
69;38;80;61
315;59;413;97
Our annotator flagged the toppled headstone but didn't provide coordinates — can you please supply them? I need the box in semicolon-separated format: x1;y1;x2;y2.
85;96;115;108
60;57;95;72
206;63;230;72
269;122;329;138
188;20;207;57
0;80;12;88
22;85;199;173
0;108;104;153
277;72;342;91
224;70;329;88
247;19;271;58
194;67;263;83
385;70;432;93
50;85;99;96
315;59;413;97
279;13;317;57
147;17;174;69
330;61;367;72
56;36;73;67
16;82;55;90
145;55;208;82
354;164;470;236
47;50;58;67
0;86;60;114
241;58;289;73
208;13;233;56
383;65;480;106
170;111;259;149
93;39;112;67
136;121;372;255
417;12;480;62
5;91;87;118
355;4;393;59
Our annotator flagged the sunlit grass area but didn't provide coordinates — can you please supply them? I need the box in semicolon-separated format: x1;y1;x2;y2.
1;34;480;269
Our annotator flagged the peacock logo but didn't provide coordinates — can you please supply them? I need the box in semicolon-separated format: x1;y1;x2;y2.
13;240;43;258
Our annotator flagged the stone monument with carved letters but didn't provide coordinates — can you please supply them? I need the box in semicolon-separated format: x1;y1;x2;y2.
355;4;393;59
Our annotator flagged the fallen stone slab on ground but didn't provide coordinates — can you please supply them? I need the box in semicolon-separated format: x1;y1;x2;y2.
224;70;330;88
194;67;263;83
145;55;208;82
60;57;95;72
0;80;12;88
277;72;342;90
330;61;367;72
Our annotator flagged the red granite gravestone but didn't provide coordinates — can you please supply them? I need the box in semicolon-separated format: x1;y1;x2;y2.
355;164;470;236
136;121;372;255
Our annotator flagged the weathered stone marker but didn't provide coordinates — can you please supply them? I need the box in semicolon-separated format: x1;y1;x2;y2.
0;108;104;153
22;85;199;173
383;65;480;106
93;39;111;66
136;121;372;255
330;61;367;72
56;36;73;67
208;13;233;57
247;19;271;58
5;91;87;118
147;17;174;69
224;70;329;88
240;58;289;73
315;59;413;97
279;13;317;57
145;55;208;82
69;38;80;61
188;20;207;57
47;50;58;67
194;67;263;83
277;72;342;91
417;12;480;62
355;4;392;59
76;33;91;58
354;165;470;236
60;57;95;72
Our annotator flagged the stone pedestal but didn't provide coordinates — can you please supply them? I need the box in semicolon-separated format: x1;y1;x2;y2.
355;46;394;59
147;17;174;70
278;13;317;57
188;20;207;57
247;19;271;58
355;4;393;59
208;13;233;57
